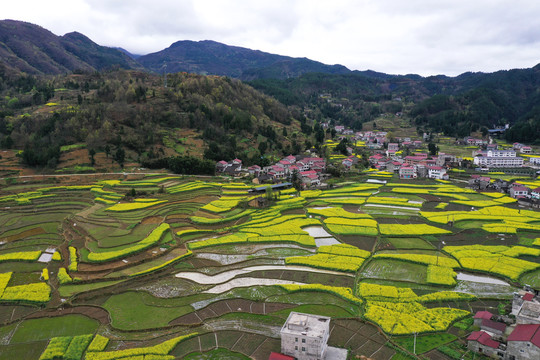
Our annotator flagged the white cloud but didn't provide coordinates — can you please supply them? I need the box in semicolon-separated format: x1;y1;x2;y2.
3;0;540;76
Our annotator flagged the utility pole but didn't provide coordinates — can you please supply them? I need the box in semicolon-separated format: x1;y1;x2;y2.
436;240;446;266
413;332;417;355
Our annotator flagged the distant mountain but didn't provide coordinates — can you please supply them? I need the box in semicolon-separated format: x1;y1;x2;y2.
137;40;351;80
0;20;140;75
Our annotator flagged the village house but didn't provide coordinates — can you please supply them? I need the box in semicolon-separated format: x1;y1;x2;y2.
510;186;530;199
474;311;494;327
529;157;540;166
512;288;540;325
506;324;540;360
399;165;416;179
520;146;532;154
466;137;485;146
467;331;503;358
280;312;330;360
427;166;448;180
216;159;243;176
247;165;261;176
387;161;403;173
514;142;524;150
469;175;492;190
473;149;524;168
531;188;540;200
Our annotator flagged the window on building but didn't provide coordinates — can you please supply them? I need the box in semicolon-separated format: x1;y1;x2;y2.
302;347;306;352
295;337;298;342
302;339;306;343
295;346;298;351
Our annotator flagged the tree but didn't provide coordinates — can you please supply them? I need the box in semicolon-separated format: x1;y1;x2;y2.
428;142;439;156
290;170;302;191
88;149;96;166
335;138;349;156
114;147;125;168
265;185;274;201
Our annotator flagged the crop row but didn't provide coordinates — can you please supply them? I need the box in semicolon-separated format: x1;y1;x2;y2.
131;250;193;276
58;267;73;284
167;181;218;194
307;207;373;219
426;265;457;286
188;231;316;250
84;333;197;360
378;224;451;236
68;246;78;271
285;253;366;272
318;243;371;258
358;283;417;299
366;197;422;207
372;253;459;268
443;245;540;281
190;209;255;224
0;250;42;262
324;217;378;236
0;281;51;303
364;301;469;335
39;334;93;360
105;200;168;212
87;223;171;262
277;284;363;305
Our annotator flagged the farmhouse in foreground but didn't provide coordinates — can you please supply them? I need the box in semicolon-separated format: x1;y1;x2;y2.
277;312;347;360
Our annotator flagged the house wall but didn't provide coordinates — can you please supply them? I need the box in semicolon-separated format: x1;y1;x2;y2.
281;333;327;360
467;342;501;358
506;342;540;360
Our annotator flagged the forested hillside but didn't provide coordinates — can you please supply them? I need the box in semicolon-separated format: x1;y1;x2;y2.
0;68;310;173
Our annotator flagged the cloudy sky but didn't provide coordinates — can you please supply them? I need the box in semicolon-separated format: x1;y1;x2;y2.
4;0;540;76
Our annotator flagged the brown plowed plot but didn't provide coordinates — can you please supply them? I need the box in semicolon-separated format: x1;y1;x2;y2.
0;305;39;324
231;332;268;356
241;270;354;288
337;235;377;252
419;194;441;202
169;300;294;326
425;349;453;360
251;338;281;360
0;227;46;242
329;319;395;360
140;216;163;224
24;306;110;325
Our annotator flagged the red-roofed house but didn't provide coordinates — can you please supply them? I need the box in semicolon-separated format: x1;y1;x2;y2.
481;318;507;336
521;146;532;154
399;165;416;179
474;311;494;327
524;293;535;302
531;187;540;200
467;331;501;357
248;165;261;176
507;324;540;359
510;186;530;199
268;352;294;360
404;155;427;165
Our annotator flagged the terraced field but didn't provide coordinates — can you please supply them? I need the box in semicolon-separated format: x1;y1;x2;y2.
0;174;538;359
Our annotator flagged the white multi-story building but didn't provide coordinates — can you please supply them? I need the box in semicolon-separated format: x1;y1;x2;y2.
281;312;330;360
473;151;524;168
